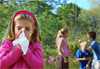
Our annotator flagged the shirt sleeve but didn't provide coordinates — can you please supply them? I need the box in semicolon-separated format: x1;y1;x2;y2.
75;49;81;58
0;40;22;69
89;41;96;49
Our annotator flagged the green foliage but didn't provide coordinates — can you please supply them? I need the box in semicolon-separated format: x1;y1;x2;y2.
43;45;57;58
57;3;80;27
0;4;15;40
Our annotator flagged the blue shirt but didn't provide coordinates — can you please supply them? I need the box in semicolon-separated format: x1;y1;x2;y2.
75;49;91;69
90;41;100;60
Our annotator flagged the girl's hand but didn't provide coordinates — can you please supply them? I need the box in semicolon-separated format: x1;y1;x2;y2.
76;58;86;61
13;44;23;54
86;64;90;69
81;58;86;60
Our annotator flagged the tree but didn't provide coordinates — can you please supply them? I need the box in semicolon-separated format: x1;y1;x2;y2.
0;4;15;39
57;3;81;31
0;0;4;4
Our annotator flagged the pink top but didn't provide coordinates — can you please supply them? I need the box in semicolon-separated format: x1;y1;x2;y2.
56;37;71;57
0;39;44;69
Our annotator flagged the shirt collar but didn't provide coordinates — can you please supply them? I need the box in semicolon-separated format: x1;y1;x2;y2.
91;40;96;46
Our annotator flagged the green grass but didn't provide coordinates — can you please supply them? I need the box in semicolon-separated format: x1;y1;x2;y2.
45;57;80;69
69;57;79;69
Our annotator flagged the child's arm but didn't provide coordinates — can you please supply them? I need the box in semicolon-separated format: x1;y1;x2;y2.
59;39;65;56
76;57;90;61
23;43;44;69
0;40;22;69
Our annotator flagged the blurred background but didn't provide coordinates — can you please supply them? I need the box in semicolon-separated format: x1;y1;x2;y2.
0;0;100;69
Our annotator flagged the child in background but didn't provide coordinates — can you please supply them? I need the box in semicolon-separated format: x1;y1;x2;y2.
87;31;100;69
56;27;71;69
75;40;92;69
0;10;44;69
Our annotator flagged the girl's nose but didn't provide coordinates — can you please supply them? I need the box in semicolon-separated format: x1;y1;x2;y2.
22;28;25;32
21;28;28;38
21;28;26;35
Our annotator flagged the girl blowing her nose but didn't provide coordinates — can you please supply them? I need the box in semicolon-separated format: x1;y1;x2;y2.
0;10;44;69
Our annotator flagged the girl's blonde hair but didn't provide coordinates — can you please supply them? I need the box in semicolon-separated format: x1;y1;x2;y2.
5;10;40;42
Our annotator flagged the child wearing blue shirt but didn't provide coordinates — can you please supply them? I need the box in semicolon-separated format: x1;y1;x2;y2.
87;31;100;69
76;41;92;69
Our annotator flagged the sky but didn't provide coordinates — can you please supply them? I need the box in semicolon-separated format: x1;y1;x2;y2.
69;0;93;10
49;0;98;14
16;0;99;13
16;0;98;10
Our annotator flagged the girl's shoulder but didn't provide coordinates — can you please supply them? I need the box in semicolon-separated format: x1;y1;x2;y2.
76;49;81;53
0;39;13;51
58;37;65;42
1;39;12;47
30;41;43;52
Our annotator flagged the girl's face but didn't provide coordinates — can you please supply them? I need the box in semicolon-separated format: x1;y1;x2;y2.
80;41;87;50
63;32;68;38
14;19;35;41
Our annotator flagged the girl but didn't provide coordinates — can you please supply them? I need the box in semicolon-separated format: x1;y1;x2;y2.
0;10;44;69
56;27;71;69
75;40;92;69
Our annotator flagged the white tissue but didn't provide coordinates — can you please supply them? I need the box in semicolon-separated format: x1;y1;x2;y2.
13;32;29;55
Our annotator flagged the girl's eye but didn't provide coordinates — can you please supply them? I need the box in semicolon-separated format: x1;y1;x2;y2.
17;27;22;30
26;27;30;31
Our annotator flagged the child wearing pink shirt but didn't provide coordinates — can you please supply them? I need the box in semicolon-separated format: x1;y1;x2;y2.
56;27;71;69
0;10;44;69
